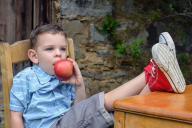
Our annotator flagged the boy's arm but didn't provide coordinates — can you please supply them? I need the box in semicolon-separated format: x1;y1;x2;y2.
63;58;87;103
75;77;86;103
11;111;24;128
73;59;86;103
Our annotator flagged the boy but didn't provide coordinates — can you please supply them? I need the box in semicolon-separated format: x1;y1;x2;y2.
10;24;186;128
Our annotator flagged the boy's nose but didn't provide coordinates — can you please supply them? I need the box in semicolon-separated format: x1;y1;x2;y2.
55;49;62;56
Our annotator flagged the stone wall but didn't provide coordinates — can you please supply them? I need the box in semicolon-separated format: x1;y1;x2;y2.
55;0;192;96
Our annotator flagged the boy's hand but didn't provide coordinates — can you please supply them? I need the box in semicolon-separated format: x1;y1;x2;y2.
61;58;84;86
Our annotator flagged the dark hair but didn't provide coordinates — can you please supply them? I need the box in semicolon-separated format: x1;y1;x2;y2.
30;24;67;48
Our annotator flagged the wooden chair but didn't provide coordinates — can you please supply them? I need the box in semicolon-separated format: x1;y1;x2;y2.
0;38;75;128
114;85;192;128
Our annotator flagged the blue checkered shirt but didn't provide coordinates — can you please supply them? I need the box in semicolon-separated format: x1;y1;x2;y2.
10;65;76;128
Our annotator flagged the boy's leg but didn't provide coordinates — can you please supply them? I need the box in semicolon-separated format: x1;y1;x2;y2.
52;93;114;128
139;84;151;95
104;72;148;111
52;72;148;128
151;43;186;93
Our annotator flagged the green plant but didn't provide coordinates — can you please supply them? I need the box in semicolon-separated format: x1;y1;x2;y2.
114;40;127;57
100;15;119;38
98;15;145;60
98;15;128;57
128;38;144;59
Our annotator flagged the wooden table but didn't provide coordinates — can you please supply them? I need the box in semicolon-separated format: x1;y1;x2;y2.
114;85;192;128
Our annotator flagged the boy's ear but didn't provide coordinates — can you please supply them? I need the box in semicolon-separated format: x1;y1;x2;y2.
28;49;38;64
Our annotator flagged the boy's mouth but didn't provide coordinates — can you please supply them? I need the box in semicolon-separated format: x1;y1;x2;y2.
53;59;63;66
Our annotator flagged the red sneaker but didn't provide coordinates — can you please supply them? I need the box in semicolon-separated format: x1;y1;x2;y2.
144;59;174;92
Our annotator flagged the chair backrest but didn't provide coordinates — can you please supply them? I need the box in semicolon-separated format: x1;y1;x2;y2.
0;38;75;128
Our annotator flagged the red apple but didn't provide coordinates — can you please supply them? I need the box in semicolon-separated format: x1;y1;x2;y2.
54;59;74;80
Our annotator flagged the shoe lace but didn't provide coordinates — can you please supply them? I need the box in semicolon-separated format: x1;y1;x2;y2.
151;59;157;78
147;59;159;87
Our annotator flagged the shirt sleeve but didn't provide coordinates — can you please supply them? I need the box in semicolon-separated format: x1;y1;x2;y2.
10;75;29;112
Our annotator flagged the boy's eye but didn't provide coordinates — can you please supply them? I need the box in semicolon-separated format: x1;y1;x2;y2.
60;47;66;51
45;47;54;51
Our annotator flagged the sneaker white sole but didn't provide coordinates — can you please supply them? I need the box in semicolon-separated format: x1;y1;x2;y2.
159;32;176;56
152;43;186;93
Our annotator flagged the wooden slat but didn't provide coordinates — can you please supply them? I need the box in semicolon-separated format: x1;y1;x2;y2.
67;38;75;59
10;39;30;63
0;0;33;43
0;43;13;128
0;0;16;42
114;111;125;128
33;0;40;27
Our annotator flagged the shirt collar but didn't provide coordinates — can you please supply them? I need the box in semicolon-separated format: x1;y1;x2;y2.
32;65;56;84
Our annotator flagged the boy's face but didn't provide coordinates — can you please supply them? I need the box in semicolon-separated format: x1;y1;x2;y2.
29;33;68;75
